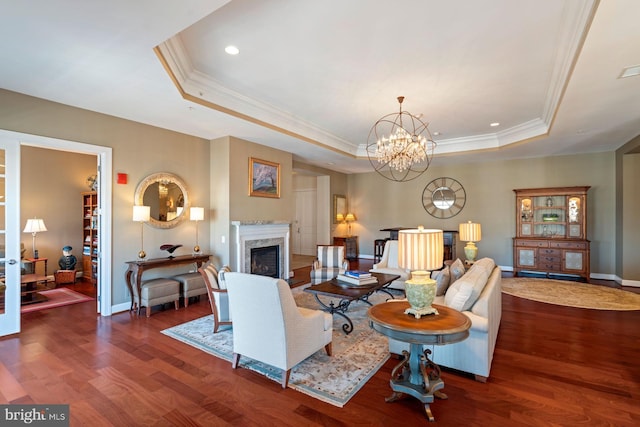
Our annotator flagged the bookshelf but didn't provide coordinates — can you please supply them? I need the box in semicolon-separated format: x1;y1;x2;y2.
82;191;98;285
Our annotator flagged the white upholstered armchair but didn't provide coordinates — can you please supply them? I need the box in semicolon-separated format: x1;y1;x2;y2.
369;240;411;290
224;272;333;388
198;263;232;333
310;245;349;284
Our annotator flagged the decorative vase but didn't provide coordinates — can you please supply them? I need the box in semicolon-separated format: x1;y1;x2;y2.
404;271;438;318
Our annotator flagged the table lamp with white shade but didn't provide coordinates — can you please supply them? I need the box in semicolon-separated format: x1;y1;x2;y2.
459;221;482;263
132;205;150;259
398;227;444;318
190;207;204;254
23;218;47;259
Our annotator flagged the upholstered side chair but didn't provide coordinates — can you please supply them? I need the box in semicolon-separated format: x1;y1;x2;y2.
197;263;232;333
225;272;333;388
310;245;349;284
369;239;411;290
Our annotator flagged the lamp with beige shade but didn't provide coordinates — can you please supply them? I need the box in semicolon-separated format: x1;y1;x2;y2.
459;221;482;263
398;227;444;318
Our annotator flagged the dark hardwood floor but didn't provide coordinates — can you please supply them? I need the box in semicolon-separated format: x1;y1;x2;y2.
2;261;639;426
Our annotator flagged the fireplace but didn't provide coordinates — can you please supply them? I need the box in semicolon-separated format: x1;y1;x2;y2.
231;221;291;279
251;245;280;278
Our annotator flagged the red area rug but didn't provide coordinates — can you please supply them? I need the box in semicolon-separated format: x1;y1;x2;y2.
21;288;94;313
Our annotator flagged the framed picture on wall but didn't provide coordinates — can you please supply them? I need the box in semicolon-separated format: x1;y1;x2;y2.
249;157;281;198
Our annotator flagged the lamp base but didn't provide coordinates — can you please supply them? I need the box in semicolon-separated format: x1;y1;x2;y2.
464;241;478;263
138;250;146;260
404;305;439;319
193;245;201;255
404;271;439;319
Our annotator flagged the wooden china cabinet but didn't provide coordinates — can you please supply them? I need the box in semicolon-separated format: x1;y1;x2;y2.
513;186;590;282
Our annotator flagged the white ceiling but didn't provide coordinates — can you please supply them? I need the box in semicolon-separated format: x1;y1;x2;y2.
2;0;639;174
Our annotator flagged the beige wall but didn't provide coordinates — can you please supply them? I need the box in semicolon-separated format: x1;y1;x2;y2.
209;136;295;268
622;154;639;279
3;87;637;302
21;147;95;266
350;152;616;276
615;135;640;281
1;89;210;306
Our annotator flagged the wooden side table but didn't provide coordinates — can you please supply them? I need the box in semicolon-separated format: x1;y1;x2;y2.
24;257;48;277
368;301;471;422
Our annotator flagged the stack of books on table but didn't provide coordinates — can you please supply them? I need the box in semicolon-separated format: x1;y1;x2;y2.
336;270;378;285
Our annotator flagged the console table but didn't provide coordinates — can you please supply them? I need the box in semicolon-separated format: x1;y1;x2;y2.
125;254;210;312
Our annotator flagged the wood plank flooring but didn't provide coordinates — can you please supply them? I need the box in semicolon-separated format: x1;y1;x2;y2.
1;262;639;426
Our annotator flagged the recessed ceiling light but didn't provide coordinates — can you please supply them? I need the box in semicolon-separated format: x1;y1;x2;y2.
225;45;239;55
619;64;640;79
490;122;500;127
433;131;440;136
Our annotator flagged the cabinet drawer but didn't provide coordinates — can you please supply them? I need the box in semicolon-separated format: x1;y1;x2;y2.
539;263;562;271
515;239;549;248
540;256;561;263
550;241;588;250
539;248;561;256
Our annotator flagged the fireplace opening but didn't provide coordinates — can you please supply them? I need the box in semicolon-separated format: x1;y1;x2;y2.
251;245;280;278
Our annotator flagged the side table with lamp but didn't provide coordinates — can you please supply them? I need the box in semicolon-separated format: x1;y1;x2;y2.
368;227;471;422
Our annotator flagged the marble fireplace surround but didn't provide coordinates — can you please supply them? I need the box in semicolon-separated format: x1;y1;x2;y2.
231;221;291;279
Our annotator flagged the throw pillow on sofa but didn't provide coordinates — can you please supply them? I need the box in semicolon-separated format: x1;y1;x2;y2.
449;258;465;284
432;265;451;296
444;258;495;312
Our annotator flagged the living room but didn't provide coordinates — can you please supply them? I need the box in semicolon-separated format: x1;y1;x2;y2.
2;1;640;424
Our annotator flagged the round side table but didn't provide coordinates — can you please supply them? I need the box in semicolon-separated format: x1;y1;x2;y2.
368;301;471;422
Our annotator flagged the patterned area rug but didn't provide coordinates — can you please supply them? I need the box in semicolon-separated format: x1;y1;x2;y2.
21;288;95;313
502;277;640;310
161;285;391;407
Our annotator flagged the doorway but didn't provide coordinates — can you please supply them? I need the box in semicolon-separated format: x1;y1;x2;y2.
21;146;98;301
18;132;112;315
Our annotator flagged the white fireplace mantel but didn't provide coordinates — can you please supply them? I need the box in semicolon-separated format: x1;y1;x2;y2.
231;221;291;279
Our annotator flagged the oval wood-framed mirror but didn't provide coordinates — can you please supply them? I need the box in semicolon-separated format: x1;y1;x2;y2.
134;172;190;229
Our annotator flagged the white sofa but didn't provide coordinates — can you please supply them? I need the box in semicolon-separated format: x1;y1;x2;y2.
388;258;502;382
369;240;410;290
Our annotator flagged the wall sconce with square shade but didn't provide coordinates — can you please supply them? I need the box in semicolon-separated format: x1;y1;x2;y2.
459;221;482;263
190;207;204;254
132;205;150;259
23;218;47;259
398;227;443;318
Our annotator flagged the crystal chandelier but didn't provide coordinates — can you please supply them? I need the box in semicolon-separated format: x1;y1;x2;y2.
366;96;436;182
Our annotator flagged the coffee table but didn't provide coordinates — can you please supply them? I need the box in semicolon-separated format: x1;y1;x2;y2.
368;301;471;422
304;272;400;334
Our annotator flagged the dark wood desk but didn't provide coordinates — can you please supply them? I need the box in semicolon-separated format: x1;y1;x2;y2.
380;228;458;261
125;254;210;312
368;302;470;422
380;227;411;240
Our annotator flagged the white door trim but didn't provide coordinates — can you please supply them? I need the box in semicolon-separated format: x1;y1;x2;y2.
4;129;113;316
